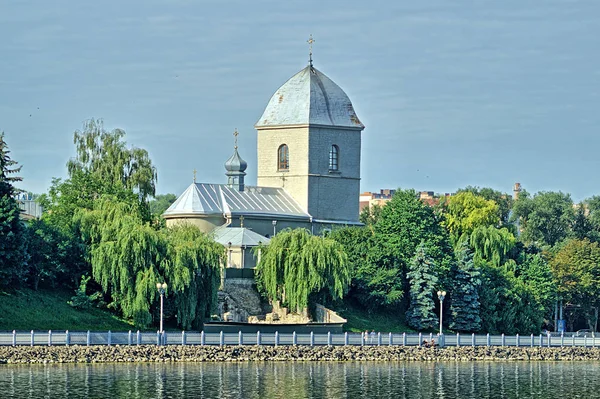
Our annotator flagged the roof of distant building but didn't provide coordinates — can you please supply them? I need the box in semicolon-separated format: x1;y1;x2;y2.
163;183;311;220
255;66;364;129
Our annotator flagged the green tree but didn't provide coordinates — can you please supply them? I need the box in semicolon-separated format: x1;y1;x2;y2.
38;120;159;287
442;191;500;244
449;241;481;332
582;196;600;242
571;204;594;241
255;228;350;314
359;204;382;225
76;196;222;328
459;186;513;225
516;253;556;320
469;225;516;267
150;193;177;217
329;226;403;310
162;224;222;329
511;190;575;247
405;243;439;331
478;263;544;334
373;189;454;292
67;118;157;202
0;133;25;285
550;239;600;331
23;219;69;290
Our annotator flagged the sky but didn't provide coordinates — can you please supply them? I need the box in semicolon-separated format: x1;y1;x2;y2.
1;0;599;201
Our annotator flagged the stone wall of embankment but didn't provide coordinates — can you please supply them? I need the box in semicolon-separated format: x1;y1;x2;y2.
1;346;600;364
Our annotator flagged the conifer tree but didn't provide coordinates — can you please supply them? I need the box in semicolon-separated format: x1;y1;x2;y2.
450;240;482;332
0;133;25;284
405;243;439;331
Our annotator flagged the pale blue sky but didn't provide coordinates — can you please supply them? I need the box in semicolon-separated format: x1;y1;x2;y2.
1;0;599;201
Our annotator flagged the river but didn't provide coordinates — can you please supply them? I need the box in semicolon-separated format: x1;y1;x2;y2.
0;361;599;398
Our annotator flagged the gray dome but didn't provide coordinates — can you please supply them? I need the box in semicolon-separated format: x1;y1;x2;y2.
224;147;247;173
255;66;364;129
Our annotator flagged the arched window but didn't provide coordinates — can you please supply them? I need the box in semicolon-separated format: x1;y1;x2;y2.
329;145;339;171
278;144;289;171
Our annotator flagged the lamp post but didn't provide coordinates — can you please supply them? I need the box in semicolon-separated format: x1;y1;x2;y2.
156;282;167;334
272;220;277;237
437;290;446;336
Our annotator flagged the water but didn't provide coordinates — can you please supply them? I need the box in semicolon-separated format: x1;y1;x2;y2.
0;361;599;398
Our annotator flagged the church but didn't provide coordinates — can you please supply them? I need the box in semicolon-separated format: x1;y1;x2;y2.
163;53;365;269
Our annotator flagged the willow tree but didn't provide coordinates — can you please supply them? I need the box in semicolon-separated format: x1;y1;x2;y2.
162;225;222;329
469;226;516;267
76;196;223;328
442;191;500;244
67;118;157;202
255;228;350;314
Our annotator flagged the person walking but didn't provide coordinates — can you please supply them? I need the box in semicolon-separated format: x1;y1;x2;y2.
370;330;376;345
363;330;369;345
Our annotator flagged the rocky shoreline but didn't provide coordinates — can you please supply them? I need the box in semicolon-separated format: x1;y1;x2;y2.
1;345;600;364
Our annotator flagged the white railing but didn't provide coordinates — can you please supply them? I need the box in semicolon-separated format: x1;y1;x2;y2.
0;330;597;348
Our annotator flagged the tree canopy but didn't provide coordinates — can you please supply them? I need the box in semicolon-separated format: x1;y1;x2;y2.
0;133;25;285
405;243;439;331
512;190;574;247
67;119;157;202
550;239;600;331
469;226;516;267
442;191;500;243
76;196;222;328
255;228;350;314
150;193;177;217
373;189;454;279
458;186;513;224
449;241;481;332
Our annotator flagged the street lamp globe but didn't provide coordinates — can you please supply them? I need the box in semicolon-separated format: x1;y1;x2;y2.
437;290;446;338
156;281;167;336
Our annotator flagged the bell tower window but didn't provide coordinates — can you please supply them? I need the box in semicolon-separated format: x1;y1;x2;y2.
278;144;289;171
329;145;339;171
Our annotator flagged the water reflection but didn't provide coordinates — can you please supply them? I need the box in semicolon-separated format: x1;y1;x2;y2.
0;361;599;398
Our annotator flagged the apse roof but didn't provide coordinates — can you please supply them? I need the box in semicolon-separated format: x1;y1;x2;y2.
163;183;311;220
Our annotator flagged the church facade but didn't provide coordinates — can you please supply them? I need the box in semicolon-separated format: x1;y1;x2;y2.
163;61;365;268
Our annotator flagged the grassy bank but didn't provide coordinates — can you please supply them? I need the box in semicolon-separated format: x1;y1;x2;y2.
0;288;132;331
337;304;414;333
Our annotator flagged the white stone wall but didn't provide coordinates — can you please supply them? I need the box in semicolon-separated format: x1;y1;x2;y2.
164;215;225;233
256;125;362;223
307;127;361;222
256;126;310;210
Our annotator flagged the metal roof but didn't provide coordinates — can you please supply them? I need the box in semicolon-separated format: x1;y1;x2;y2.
163;183;311;220
211;226;270;247
255;66;364;129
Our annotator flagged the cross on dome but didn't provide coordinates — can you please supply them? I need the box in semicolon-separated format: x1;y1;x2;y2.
307;34;315;67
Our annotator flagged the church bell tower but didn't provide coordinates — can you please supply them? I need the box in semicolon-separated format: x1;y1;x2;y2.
254;40;364;223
